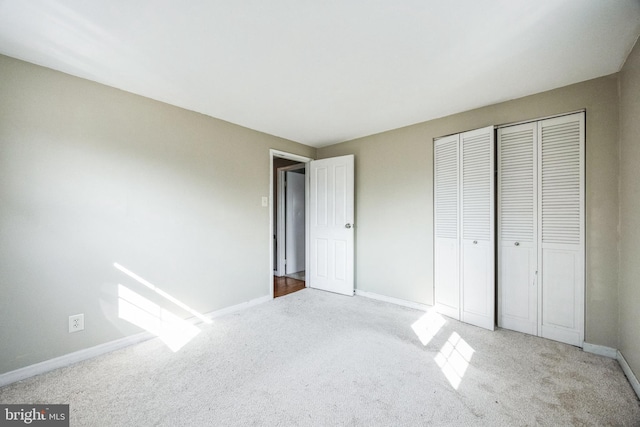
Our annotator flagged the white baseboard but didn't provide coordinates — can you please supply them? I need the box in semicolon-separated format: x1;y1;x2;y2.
0;294;271;388
617;350;640;399
583;342;618;359
355;290;431;312
204;295;271;320
0;332;153;388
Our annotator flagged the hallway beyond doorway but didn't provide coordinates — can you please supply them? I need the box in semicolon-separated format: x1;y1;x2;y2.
274;276;305;298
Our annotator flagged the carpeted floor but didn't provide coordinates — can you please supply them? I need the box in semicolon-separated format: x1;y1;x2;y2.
1;288;639;426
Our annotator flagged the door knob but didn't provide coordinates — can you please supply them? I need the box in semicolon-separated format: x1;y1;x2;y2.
473;240;478;244
515;242;520;246
345;223;352;229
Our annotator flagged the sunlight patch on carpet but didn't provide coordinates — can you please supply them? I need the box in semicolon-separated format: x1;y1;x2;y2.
434;332;474;390
411;310;446;346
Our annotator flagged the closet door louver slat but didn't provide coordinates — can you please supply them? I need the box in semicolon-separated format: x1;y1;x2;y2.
435;140;459;240
462;133;492;241
540;121;582;246
499;127;536;242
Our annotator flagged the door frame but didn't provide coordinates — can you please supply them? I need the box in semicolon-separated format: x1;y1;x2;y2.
276;163;307;277
269;150;313;299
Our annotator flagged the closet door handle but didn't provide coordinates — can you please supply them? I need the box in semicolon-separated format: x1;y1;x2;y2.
515;242;520;246
473;240;478;244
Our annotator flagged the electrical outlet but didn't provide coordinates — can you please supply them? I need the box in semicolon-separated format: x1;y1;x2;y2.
68;314;84;333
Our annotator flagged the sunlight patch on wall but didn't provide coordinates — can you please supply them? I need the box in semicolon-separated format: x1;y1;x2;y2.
411;310;446;346
118;284;200;352
434;332;475;390
114;262;212;324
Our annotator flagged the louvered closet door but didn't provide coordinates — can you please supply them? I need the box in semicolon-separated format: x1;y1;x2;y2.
498;123;538;335
434;134;460;320
538;113;585;346
460;126;495;330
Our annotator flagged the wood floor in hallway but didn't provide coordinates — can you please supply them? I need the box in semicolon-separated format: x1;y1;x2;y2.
274;276;305;298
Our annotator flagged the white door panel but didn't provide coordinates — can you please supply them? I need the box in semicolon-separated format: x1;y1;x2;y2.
540;248;584;347
461;239;493;330
499;241;537;335
541;248;576;329
309;155;354;296
434;237;459;319
539;245;584;346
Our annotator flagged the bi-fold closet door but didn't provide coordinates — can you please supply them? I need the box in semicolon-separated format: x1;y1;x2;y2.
498;112;585;347
434;126;495;331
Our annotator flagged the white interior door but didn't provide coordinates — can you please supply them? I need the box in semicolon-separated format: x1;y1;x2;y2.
434;134;460;320
285;171;306;274
460;126;495;331
309;155;355;296
498;123;538;335
538;113;585;346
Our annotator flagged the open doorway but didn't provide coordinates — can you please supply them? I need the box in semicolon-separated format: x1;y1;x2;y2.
271;151;311;298
277;164;306;280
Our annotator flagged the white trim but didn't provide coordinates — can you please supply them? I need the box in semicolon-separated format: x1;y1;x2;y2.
276;168;286;277
0;294;271;388
276;164;307;277
270;150;312;163
583;342;618;359
269;149;313;298
355;290;431;312
0;332;153;388
497;109;586;129
203;295;271;320
617;350;640;399
304;161;310;288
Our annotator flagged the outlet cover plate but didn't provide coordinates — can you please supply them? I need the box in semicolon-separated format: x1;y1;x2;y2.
69;314;84;333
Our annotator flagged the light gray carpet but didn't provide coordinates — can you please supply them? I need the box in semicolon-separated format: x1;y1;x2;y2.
1;288;639;426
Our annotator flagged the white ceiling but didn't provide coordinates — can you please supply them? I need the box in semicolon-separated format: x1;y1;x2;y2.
0;1;639;147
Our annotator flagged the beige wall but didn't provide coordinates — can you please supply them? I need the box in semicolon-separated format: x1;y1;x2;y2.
318;75;620;348
0;55;315;374
619;39;640;380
